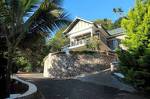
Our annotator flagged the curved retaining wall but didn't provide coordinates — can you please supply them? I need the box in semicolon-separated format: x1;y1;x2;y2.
44;51;116;78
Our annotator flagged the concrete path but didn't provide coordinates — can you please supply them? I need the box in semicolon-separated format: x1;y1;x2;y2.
17;72;148;99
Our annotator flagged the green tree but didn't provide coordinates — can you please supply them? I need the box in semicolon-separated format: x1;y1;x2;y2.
112;17;124;29
48;28;69;52
113;7;124;16
122;0;150;51
94;18;113;30
0;0;69;97
15;53;31;72
94;18;123;30
86;36;101;51
18;38;50;72
118;0;150;92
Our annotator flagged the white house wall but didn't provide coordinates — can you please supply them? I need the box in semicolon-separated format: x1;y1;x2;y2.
69;27;93;38
68;21;93;35
115;35;126;40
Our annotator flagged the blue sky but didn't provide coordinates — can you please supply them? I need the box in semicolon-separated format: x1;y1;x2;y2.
63;0;135;22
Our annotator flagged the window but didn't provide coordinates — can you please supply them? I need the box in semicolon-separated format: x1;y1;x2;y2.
112;39;118;49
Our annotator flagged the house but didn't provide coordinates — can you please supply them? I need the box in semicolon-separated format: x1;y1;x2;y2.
63;17;126;52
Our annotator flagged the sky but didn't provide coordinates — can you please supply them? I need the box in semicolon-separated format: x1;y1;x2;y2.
63;0;135;22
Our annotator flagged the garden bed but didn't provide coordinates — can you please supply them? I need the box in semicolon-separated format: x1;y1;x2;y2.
10;78;28;95
7;76;39;99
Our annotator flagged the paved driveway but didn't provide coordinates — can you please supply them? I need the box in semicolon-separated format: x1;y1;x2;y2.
17;73;148;99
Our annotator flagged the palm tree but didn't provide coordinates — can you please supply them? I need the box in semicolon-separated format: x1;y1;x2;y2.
113;8;124;16
0;0;70;98
113;8;117;13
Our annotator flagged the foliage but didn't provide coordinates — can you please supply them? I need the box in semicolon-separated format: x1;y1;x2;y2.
48;28;69;52
124;68;137;84
94;18;113;30
94;18;123;30
113;8;124;14
0;0;69;70
121;0;150;51
15;40;50;72
117;0;150;93
24;64;32;72
0;0;70;73
138;48;150;67
20;37;50;71
113;8;124;17
116;49;137;68
86;36;101;51
15;54;31;72
16;56;28;67
112;17;124;29
0;0;70;97
117;49;150;92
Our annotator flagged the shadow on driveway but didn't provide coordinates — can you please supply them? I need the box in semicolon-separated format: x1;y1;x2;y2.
18;73;148;99
34;78;122;99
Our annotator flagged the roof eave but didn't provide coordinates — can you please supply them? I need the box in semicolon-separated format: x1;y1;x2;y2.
63;17;94;34
107;33;125;39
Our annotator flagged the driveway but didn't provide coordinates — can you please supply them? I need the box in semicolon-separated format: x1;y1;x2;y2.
17;72;148;99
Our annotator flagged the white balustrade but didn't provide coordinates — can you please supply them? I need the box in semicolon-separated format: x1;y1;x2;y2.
70;39;88;47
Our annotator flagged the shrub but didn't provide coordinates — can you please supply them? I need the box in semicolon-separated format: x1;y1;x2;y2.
118;0;150;93
116;49;137;68
116;48;150;93
86;36;101;51
24;64;32;72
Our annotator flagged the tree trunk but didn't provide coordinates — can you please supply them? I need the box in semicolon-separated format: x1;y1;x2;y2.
0;37;9;98
5;44;14;98
0;55;8;98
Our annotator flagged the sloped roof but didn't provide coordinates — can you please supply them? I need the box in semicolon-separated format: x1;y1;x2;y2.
63;17;111;36
63;17;94;34
107;28;125;36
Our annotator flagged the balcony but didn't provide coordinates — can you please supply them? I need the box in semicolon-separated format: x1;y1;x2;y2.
69;39;89;49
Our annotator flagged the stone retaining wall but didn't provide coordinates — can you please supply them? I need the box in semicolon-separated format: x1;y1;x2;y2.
44;51;117;78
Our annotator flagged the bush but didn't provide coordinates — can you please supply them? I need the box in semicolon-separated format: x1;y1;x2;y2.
124;68;137;84
24;64;32;72
86;36;101;51
119;0;150;93
116;49;137;68
117;48;150;93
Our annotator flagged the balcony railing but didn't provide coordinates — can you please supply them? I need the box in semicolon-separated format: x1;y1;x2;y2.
70;39;89;47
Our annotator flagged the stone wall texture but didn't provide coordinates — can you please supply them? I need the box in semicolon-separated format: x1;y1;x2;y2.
44;51;117;78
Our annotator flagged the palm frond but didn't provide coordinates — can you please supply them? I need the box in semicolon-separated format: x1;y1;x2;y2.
22;0;39;11
27;0;70;33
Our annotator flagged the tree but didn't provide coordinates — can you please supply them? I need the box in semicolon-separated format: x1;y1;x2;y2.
122;0;150;51
48;28;69;52
118;0;150;92
94;18;123;30
16;38;50;72
113;8;124;16
0;0;69;97
112;7;124;29
94;18;113;30
86;36;101;51
0;36;8;97
112;17;124;29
